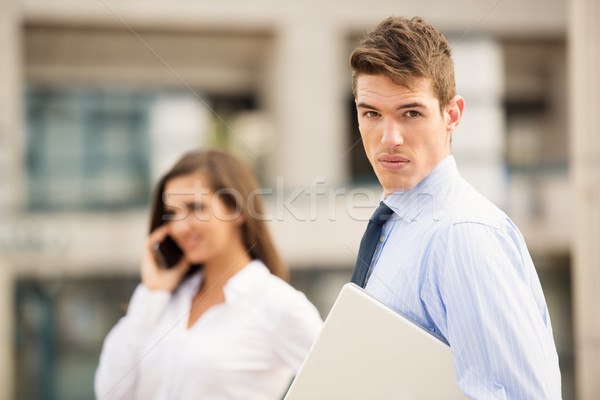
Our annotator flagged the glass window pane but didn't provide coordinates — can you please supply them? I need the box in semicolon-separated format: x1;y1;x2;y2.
26;87;153;211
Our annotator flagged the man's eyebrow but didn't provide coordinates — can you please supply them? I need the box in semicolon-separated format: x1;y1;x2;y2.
356;102;379;110
397;102;427;110
356;101;428;111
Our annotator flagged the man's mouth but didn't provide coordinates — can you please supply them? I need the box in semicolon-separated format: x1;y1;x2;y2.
378;154;409;170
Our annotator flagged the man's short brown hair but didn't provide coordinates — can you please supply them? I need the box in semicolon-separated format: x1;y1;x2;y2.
350;16;456;110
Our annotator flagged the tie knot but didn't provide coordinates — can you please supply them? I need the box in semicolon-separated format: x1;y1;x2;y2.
370;202;394;226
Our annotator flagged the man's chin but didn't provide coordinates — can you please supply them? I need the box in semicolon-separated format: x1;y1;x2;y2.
386;180;422;194
374;167;426;195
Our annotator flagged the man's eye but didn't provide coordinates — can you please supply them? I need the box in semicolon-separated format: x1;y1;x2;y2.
364;111;379;118
404;110;420;118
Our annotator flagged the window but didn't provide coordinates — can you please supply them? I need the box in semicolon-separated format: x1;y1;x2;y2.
26;87;154;211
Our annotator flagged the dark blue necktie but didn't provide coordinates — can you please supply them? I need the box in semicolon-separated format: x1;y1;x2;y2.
351;201;394;288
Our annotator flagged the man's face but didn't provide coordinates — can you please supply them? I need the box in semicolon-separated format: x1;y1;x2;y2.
355;74;463;196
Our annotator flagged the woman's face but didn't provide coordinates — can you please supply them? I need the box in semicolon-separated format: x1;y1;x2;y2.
162;173;244;265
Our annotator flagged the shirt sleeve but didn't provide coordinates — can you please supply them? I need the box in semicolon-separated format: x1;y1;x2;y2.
271;288;323;372
423;221;561;400
94;284;171;400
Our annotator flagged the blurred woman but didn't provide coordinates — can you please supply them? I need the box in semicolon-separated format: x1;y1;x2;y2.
95;149;323;400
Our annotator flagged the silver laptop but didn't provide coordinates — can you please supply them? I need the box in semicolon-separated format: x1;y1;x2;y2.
284;283;467;400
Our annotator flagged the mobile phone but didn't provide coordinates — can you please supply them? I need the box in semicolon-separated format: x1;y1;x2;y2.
151;235;183;269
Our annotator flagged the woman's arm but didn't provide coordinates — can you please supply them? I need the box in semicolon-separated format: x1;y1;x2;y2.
272;287;323;371
94;284;171;400
95;228;189;400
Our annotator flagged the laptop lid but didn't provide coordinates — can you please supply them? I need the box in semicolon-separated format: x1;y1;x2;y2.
284;283;467;400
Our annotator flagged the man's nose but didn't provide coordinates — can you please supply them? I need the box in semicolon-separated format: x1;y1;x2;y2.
381;117;404;147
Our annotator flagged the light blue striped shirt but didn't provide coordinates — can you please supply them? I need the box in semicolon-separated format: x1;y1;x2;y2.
365;156;561;399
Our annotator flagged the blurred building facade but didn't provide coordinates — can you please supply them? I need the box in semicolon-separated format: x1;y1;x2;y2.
0;0;597;399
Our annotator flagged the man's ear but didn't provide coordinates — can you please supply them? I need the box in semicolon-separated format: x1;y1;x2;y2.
445;95;464;133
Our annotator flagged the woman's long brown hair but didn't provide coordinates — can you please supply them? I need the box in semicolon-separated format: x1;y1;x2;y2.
148;148;289;281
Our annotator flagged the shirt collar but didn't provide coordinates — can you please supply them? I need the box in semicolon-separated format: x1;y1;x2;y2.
383;155;460;223
180;259;267;303
223;259;268;302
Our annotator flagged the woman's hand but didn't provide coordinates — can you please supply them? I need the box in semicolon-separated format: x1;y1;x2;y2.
141;225;191;292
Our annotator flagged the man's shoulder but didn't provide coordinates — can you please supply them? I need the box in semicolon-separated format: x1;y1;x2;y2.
439;178;510;230
425;180;529;269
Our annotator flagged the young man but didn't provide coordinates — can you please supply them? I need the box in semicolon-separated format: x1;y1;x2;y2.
350;16;561;399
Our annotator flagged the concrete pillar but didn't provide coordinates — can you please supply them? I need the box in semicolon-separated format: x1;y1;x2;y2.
271;15;347;188
451;36;506;209
0;0;19;398
569;0;600;398
0;0;23;213
0;261;13;400
149;94;210;183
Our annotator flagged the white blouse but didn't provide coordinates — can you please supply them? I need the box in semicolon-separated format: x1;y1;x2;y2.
95;260;323;400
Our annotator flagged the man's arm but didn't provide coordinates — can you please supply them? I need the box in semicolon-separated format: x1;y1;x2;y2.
423;221;561;399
